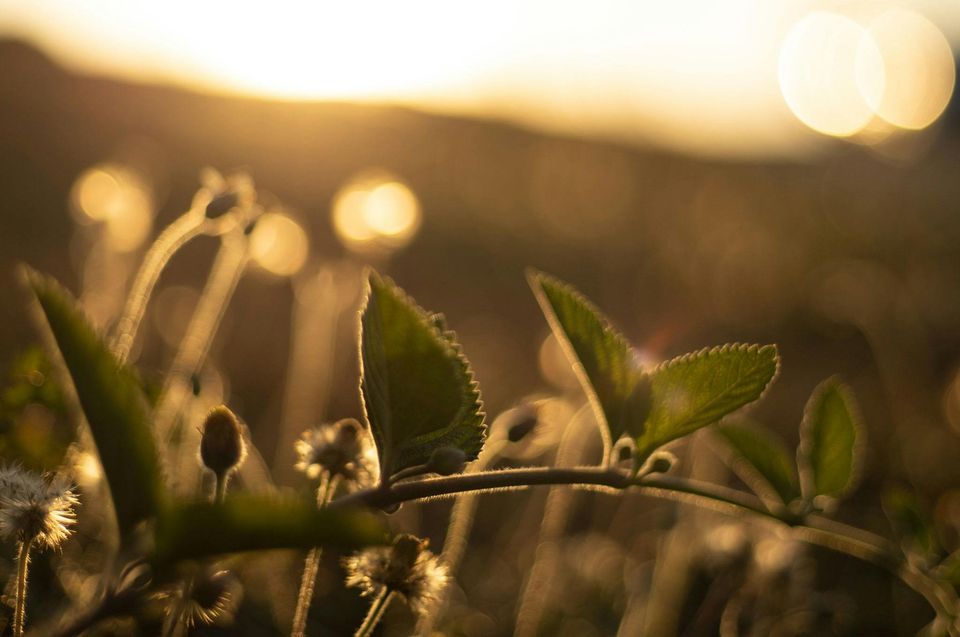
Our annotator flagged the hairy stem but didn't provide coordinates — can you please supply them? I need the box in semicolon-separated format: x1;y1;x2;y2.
14;538;32;637
110;208;209;365
331;466;958;623
214;471;229;504
354;589;394;637
291;475;339;637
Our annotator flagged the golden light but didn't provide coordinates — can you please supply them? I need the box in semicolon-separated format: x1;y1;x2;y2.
332;172;421;254
778;12;885;138
865;10;955;131
249;212;310;277
70;164;155;252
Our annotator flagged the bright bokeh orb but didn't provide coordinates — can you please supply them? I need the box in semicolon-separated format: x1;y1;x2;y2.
250;212;310;277
70;164;154;252
865;10;955;131
778;12;884;138
332;172;421;255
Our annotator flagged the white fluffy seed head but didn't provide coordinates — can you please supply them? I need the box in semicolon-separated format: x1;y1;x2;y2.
0;465;79;551
294;418;378;487
342;534;449;616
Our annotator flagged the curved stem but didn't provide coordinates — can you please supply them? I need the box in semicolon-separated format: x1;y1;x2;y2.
110;208;209;365
14;538;32;637
354;589;394;637
330;466;959;624
291;475;339;637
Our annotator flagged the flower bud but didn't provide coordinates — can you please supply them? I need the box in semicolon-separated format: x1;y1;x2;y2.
200;405;247;477
427;447;467;476
506;404;539;443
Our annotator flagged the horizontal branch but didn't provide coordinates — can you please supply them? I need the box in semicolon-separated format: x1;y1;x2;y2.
330;464;959;625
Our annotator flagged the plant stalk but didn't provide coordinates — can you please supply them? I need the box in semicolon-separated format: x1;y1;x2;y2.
291;475;339;637
14;538;32;637
354;589;394;637
214;471;229;504
110;208;209;365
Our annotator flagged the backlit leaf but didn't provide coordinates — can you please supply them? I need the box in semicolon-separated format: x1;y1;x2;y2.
798;378;863;500
715;421;800;506
528;271;649;447
24;268;165;540
638;344;779;461
359;272;486;478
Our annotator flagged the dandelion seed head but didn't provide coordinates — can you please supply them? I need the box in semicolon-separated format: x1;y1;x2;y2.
186;569;242;627
156;569;242;628
295;418;378;487
0;466;78;551
343;534;449;616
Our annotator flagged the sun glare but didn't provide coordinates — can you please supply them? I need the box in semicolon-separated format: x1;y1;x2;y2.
2;1;957;156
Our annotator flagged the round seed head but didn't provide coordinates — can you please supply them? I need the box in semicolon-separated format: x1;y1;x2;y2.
187;569;242;627
294;418;378;486
342;534;448;616
0;466;79;550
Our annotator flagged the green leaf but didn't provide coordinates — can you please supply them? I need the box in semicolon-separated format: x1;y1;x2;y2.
638;344;779;461
883;486;940;561
359;271;486;477
528;271;649;446
24;268;165;539
153;496;387;564
798;378;863;500
715;422;800;506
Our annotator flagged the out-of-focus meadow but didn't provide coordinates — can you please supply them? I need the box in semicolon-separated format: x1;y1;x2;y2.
1;3;960;634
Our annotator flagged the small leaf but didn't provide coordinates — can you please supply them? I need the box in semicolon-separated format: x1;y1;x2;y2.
638;344;779;461
883;486;940;561
798;378;863;501
528;271;647;446
24;268;165;539
359;271;486;478
715;422;800;506
153;496;387;564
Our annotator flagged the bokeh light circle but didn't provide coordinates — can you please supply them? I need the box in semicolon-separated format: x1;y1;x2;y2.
865;9;956;131
249;212;310;277
778;12;884;138
70;163;155;252
331;171;421;255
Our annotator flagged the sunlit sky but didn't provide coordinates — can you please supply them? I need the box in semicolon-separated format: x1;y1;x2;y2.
1;0;957;158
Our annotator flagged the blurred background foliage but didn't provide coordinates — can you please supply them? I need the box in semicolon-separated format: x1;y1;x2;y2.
1;2;960;634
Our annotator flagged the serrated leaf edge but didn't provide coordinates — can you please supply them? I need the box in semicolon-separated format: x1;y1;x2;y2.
527;268;638;453
357;270;487;477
